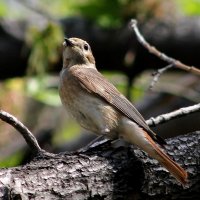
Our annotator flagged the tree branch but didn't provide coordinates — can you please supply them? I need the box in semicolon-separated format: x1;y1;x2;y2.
149;63;174;90
0;110;41;154
0;131;199;199
0;105;199;199
129;19;200;88
1;103;200;155
146;103;200;127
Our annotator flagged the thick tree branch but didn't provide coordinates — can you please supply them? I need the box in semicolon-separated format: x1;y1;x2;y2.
0;131;199;199
0;104;199;199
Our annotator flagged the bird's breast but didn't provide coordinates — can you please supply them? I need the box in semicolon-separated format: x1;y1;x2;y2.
59;69;120;138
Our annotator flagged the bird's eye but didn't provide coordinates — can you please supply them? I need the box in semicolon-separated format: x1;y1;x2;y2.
83;44;89;51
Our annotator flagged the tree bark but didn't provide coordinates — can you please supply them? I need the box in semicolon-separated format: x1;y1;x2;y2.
0;131;199;200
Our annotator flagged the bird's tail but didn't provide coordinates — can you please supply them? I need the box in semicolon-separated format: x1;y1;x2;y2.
143;131;188;185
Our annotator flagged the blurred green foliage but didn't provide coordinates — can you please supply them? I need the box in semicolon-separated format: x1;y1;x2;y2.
41;0;175;27
30;0;200;27
25;22;64;105
1;0;200;23
176;0;200;15
0;1;7;17
69;0;173;27
26;22;63;77
26;77;61;106
0;151;25;168
53;119;81;146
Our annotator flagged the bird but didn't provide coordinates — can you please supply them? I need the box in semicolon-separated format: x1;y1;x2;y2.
59;37;188;185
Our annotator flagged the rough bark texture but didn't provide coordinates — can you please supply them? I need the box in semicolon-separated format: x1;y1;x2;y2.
0;131;199;200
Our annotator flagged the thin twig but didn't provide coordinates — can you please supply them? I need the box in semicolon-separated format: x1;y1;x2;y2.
81;103;200;152
1;103;199;154
146;103;200;127
149;64;174;90
129;19;200;77
0;110;42;154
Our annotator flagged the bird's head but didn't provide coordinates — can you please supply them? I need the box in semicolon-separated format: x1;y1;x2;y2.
63;37;95;68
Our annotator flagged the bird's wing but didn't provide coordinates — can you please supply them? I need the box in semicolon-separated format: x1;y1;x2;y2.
72;67;165;145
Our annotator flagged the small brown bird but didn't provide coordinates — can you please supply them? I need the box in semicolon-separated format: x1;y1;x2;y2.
59;37;188;185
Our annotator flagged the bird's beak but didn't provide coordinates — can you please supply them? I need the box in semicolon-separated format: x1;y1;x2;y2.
64;38;74;47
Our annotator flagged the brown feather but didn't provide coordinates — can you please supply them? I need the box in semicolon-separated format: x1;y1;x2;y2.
71;66;166;145
143;131;188;185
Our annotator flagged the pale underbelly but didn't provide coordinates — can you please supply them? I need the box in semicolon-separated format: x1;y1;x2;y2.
61;91;119;139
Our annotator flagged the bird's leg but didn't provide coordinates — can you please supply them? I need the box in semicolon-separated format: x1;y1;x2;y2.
77;129;111;152
77;135;106;153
